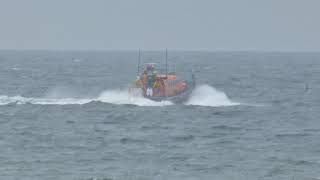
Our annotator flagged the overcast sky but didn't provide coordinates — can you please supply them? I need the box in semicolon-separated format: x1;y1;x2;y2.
0;0;319;51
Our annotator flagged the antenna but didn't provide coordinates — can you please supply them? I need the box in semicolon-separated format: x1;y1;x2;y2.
165;48;168;77
137;49;141;75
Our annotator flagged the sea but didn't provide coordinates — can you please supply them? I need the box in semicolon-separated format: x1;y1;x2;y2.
0;50;319;180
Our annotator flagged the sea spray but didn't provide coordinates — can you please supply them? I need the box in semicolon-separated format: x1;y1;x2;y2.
185;84;240;107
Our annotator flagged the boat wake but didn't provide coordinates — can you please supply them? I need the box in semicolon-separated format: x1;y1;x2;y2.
0;85;238;107
0;95;92;105
0;90;172;107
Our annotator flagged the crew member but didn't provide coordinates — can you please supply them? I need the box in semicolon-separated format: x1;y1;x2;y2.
153;77;161;96
146;74;155;96
146;65;156;96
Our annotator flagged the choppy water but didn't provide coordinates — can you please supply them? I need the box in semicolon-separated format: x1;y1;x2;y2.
0;50;320;180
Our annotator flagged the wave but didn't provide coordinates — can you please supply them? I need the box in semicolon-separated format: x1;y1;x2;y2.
0;85;238;107
185;84;240;107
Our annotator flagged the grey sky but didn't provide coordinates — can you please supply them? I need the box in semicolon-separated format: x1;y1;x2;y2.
0;0;319;51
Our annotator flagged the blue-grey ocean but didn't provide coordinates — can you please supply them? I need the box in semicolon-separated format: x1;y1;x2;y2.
0;50;319;180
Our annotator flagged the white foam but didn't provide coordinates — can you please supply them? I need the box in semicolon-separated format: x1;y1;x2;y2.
72;58;82;62
0;85;239;107
11;67;21;71
0;89;173;107
0;95;91;105
185;84;240;107
97;89;173;106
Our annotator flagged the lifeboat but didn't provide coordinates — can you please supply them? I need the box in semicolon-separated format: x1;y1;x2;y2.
130;50;195;103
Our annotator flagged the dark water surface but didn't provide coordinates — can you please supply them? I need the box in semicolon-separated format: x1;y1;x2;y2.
0;50;320;180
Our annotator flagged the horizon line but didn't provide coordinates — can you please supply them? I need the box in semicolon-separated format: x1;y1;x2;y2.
1;48;320;53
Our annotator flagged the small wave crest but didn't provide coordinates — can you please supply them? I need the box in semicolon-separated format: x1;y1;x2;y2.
185;84;240;107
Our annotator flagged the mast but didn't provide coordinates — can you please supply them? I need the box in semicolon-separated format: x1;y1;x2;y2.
137;48;141;76
165;48;168;78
